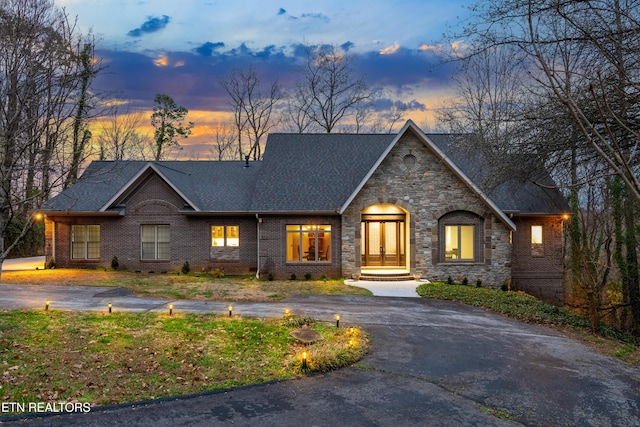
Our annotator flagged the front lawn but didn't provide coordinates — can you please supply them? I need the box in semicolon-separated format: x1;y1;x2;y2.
1;269;372;301
0;310;368;412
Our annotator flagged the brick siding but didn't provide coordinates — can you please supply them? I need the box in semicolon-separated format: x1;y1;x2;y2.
511;215;565;304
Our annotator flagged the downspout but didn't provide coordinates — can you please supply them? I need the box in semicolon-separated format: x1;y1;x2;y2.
255;214;260;279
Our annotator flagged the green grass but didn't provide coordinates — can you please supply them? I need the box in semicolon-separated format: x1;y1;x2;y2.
417;282;590;327
0;310;368;412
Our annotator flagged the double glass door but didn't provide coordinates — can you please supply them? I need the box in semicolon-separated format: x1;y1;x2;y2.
361;217;405;267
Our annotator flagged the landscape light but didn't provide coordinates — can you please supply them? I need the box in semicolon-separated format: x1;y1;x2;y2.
169;304;173;316
335;314;340;328
228;305;233;317
285;308;290;317
302;351;308;370
108;303;112;314
349;339;354;348
45;300;50;311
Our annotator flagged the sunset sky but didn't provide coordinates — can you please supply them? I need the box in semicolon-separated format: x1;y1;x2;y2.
54;0;473;157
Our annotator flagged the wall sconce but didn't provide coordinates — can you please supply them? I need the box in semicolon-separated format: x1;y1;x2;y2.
335;314;340;328
108;303;112;314
228;305;233;317
169;304;173;316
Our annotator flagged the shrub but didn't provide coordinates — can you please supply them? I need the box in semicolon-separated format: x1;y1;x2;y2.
268;273;274;281
304;273;312;280
211;268;224;278
476;279;482;288
290;273;297;280
462;277;469;286
111;256;119;270
181;261;190;274
45;258;56;270
447;276;454;285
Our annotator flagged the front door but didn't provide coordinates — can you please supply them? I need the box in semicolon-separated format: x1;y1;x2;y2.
361;218;405;267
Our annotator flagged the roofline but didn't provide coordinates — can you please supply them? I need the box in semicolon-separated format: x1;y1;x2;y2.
99;163;200;212
42;211;124;217
340;120;517;231
338;125;405;214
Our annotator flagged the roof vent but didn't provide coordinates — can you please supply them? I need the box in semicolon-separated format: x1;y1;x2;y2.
244;155;250;168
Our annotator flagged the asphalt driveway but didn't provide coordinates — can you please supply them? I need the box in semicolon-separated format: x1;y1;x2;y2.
1;284;640;426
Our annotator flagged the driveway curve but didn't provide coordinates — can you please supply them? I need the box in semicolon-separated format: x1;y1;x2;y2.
1;285;639;426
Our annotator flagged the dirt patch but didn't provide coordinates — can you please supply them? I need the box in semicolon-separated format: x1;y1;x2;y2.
1;269;372;302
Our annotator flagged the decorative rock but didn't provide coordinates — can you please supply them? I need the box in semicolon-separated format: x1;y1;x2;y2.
290;326;323;344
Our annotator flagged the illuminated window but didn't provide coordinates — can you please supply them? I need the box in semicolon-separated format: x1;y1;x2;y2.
141;224;170;260
445;225;475;260
71;225;100;259
212;225;239;247
286;225;331;262
531;225;544;257
439;211;483;263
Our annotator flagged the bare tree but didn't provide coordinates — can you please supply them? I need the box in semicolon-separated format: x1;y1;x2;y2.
453;0;640;332
97;99;152;160
63;42;99;189
293;44;377;133
0;0;98;275
219;65;281;160
208;122;237;161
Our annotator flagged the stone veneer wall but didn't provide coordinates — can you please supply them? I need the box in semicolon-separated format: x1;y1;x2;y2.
341;131;512;288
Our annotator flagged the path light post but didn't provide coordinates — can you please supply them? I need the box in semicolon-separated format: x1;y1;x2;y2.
45;300;50;311
228;305;233;318
335;314;340;328
108;303;112;314
169;304;173;316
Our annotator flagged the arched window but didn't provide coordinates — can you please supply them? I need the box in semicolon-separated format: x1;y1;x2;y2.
438;211;484;263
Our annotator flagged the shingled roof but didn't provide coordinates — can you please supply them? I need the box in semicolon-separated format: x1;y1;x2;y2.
43;123;567;216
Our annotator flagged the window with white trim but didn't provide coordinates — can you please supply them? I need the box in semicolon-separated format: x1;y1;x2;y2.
71;225;100;259
141;224;170;260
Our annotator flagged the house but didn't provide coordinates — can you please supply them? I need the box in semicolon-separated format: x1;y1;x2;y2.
41;121;569;303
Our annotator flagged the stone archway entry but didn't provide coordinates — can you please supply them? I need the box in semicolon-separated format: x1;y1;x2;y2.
361;204;407;269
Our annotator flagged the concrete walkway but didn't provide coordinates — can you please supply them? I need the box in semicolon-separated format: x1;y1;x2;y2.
1;283;640;426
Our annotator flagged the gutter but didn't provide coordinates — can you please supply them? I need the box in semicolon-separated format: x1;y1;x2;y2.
256;214;261;279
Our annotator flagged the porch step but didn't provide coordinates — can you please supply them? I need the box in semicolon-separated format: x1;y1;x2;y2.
357;273;416;281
